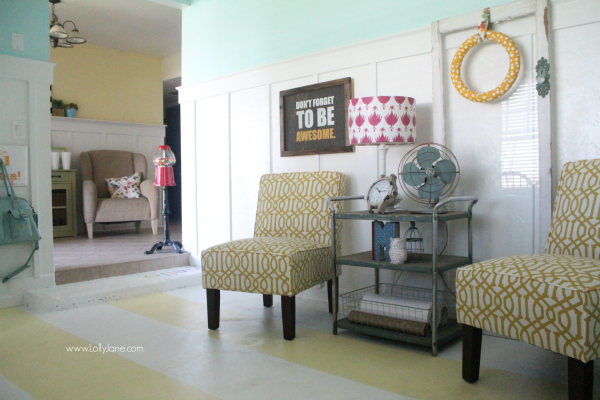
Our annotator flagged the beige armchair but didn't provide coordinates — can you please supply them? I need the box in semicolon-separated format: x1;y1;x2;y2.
81;150;159;239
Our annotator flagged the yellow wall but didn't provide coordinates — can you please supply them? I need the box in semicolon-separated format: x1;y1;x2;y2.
50;44;163;124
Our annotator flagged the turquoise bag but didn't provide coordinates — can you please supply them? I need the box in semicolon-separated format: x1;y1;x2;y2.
0;158;40;283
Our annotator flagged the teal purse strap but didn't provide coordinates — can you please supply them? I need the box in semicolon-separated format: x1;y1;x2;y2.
0;159;40;283
0;158;18;199
0;158;25;217
1;242;38;283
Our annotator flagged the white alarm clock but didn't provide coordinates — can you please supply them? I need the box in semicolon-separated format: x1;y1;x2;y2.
366;174;398;214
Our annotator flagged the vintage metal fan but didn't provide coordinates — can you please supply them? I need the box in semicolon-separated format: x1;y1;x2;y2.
398;143;460;211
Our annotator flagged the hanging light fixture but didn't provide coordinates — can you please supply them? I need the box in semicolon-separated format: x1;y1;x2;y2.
49;0;86;49
56;38;73;48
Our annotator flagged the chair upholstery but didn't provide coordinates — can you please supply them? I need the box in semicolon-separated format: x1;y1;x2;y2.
201;171;345;339
202;237;332;297
545;159;600;259
81;150;160;238
456;159;600;397
457;253;600;362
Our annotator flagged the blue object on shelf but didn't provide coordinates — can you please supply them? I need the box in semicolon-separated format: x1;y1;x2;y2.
65;108;76;118
372;221;400;262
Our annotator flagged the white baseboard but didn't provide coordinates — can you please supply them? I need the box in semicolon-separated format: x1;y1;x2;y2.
0;294;22;309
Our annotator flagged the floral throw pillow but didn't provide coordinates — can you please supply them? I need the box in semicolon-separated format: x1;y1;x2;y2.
106;172;142;199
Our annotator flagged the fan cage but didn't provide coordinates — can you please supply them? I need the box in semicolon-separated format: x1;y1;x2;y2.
398;143;461;205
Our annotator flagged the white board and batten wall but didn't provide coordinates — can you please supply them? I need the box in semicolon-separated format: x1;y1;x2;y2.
179;0;600;301
51;117;166;234
0;54;54;308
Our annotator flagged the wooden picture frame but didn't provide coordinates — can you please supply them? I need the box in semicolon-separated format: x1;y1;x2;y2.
279;77;353;157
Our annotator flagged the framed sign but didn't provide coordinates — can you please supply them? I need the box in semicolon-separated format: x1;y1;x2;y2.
0;145;28;186
280;77;353;157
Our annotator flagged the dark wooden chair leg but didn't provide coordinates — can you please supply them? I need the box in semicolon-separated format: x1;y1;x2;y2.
206;289;220;330
462;325;482;383
327;278;337;314
281;295;296;340
568;357;593;400
263;294;273;307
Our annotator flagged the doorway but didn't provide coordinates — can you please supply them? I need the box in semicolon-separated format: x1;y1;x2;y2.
164;105;182;222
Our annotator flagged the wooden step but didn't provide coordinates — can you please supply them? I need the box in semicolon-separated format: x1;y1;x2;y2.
55;253;190;285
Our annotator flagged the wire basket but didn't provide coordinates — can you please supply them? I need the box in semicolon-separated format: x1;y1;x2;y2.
341;284;456;336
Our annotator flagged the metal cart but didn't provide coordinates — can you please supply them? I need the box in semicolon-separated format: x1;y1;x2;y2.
328;196;478;356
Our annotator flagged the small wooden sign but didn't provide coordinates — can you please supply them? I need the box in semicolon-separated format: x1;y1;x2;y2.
0;145;28;186
280;77;353;157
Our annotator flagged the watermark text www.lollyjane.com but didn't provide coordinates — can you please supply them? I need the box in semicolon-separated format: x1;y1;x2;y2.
66;343;143;354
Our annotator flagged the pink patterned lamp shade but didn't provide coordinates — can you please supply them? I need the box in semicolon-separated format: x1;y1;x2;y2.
348;96;416;145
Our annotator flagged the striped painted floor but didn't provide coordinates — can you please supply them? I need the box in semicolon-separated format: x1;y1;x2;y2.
1;286;598;399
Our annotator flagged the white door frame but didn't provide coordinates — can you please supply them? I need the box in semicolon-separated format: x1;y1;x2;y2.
431;0;552;252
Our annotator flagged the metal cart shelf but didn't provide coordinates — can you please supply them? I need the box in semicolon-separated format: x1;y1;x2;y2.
337;251;470;273
328;196;478;356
